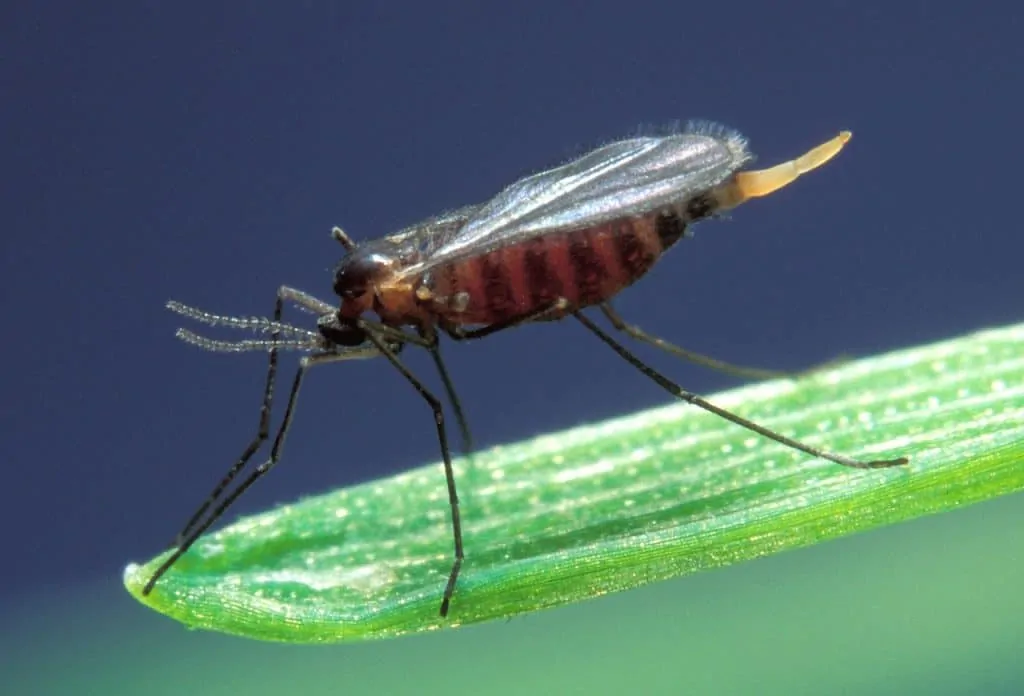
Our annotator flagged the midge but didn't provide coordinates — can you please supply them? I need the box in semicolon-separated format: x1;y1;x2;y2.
144;123;907;617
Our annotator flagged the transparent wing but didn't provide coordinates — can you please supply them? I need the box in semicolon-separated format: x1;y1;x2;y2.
367;203;483;261
399;124;751;278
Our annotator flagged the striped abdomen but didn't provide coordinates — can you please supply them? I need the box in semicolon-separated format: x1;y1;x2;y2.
427;210;688;326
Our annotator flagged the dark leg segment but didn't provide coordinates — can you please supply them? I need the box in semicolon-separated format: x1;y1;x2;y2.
360;324;464;617
358;319;475;455
574;310;907;469
143;350;344;595
167;291;286;550
167;286;334;549
420;326;474;455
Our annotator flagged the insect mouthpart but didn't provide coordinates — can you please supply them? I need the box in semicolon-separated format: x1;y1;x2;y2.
317;312;368;347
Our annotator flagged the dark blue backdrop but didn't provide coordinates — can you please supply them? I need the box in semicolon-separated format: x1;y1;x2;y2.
2;4;1020;603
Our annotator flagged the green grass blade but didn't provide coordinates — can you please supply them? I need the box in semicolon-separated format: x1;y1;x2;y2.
124;322;1024;643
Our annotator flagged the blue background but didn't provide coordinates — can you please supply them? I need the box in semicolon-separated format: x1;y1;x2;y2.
3;3;1022;694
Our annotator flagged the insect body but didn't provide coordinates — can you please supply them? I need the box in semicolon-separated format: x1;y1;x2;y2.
421;209;675;325
144;123;907;618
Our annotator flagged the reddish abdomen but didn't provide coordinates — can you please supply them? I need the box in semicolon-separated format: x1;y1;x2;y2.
430;211;686;325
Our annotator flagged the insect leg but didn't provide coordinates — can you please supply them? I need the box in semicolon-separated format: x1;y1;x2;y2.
419;326;474;455
356;318;435;347
599;303;809;380
168;290;285;548
361;319;473;454
359;325;464;617
573;310;908;469
143;350;348;595
168;286;332;548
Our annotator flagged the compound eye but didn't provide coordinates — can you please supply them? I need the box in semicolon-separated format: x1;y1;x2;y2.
332;253;386;300
333;261;368;299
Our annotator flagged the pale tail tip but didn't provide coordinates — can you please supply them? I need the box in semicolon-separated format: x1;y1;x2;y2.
732;129;853;200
